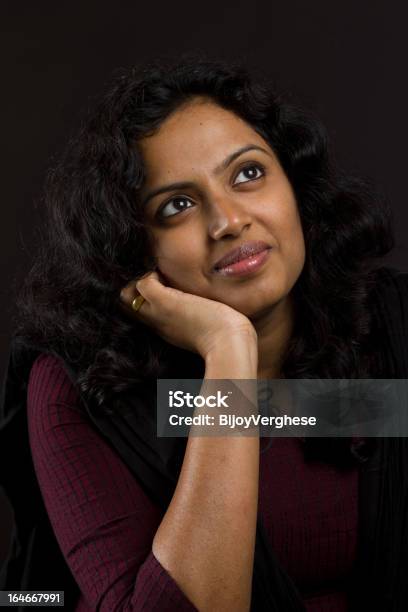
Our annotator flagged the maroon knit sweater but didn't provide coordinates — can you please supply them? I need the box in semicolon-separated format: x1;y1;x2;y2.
27;353;358;611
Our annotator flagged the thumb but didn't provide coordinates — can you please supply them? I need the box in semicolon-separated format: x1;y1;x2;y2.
119;270;156;305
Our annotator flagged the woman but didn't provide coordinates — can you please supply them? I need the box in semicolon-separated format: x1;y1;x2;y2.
2;56;408;611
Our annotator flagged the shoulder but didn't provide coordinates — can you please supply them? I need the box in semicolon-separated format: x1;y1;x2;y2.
27;352;86;430
29;352;81;402
29;351;72;378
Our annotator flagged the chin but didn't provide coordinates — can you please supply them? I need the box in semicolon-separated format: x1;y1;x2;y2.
240;288;285;314
248;302;280;321
219;296;280;321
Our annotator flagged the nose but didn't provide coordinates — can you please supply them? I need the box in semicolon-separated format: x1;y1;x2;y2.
207;194;252;240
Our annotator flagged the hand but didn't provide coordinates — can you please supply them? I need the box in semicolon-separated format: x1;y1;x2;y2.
119;270;257;359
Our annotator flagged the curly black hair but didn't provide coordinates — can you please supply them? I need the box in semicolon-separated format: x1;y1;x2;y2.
12;53;395;412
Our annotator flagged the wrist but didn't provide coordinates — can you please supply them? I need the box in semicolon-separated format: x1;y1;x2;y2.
204;334;258;380
201;324;257;356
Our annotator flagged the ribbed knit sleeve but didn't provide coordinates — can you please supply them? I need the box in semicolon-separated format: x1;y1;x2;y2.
27;353;197;612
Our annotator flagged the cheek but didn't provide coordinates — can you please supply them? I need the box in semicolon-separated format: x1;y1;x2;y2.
262;195;305;275
282;213;306;280
150;235;205;287
285;210;306;259
149;232;182;269
262;191;304;246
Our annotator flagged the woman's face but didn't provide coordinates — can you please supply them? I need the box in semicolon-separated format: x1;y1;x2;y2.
137;97;305;319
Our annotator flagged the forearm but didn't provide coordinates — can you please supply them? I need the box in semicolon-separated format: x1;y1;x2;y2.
152;337;259;612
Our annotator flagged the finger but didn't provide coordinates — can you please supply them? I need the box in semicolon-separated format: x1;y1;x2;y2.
119;292;150;323
119;282;144;307
119;277;150;317
135;270;181;299
119;269;180;316
136;270;161;289
130;293;147;314
119;270;155;304
118;291;146;319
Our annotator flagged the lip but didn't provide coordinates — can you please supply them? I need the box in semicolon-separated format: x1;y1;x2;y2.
212;240;272;271
213;246;272;277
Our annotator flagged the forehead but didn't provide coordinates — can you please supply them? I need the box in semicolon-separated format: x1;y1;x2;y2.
137;98;270;180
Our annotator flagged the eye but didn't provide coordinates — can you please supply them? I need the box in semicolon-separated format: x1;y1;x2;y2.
234;163;265;185
158;196;195;219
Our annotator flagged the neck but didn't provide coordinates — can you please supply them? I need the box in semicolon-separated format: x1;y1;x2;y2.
250;294;295;380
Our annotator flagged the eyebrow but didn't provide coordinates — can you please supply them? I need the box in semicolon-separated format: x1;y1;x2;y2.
141;144;272;206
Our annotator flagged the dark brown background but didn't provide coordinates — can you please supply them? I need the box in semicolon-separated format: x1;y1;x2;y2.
1;0;407;565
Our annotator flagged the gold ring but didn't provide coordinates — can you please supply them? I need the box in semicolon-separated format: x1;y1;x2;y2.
131;295;145;312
